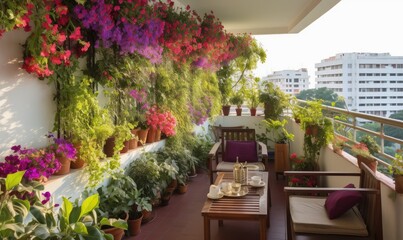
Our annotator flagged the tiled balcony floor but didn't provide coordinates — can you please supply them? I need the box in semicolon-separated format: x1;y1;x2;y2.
124;160;287;240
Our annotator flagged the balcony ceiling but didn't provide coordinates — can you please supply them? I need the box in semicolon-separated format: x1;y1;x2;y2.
176;0;341;35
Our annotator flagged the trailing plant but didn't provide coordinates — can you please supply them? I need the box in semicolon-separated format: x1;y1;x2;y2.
53;76;115;188
258;118;294;144
303;117;334;165
259;82;289;119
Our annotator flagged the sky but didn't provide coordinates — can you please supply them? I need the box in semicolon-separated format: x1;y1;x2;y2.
253;0;403;87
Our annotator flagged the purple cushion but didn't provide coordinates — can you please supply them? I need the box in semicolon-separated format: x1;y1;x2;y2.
324;183;363;219
224;140;258;162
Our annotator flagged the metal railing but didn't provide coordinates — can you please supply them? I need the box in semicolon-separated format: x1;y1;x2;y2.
296;99;403;171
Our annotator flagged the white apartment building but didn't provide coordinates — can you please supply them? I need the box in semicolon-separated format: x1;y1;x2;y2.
315;53;403;117
263;68;309;95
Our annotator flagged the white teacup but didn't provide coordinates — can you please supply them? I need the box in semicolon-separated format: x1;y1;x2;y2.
251;176;262;185
221;182;232;193
209;185;220;197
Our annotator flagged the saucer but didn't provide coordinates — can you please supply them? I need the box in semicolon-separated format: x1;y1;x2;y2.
250;181;265;187
207;192;224;199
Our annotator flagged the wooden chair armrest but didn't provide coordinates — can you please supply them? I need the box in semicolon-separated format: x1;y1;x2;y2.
284;187;379;195
208;141;221;158
284;171;361;177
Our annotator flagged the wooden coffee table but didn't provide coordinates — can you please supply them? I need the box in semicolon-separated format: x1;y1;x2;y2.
201;172;269;240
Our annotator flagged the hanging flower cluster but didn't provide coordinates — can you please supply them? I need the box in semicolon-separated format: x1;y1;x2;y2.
155;1;201;64
22;0;89;78
0;145;60;181
188;96;212;125
146;106;177;136
1;0;252;77
74;0;165;63
0;1;33;37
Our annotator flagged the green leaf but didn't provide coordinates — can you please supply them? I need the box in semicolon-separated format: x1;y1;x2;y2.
5;171;25;191
83;226;104;240
3;223;24;234
69;207;81;224
33;225;51;239
72;222;88;235
62;197;73;223
13;199;30;218
79;194;99;219
30;206;46;224
75;0;86;5
99;218;127;230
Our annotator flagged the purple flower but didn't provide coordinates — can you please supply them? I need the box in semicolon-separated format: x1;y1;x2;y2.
11;145;21;153
41;192;51;205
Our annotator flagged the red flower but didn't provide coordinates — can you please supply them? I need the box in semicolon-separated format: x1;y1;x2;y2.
70;27;82;41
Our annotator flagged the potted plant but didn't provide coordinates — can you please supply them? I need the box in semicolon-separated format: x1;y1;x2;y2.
259;82;289;120
156;149;179;205
352;135;380;172
129;190;152;236
258;118;294;179
230;93;244;116
332;135;349;154
216;65;234;116
126;153;162;222
245;78;260;116
46;133;77;175
288;153;318;187
103;123;133;157
96;173;137;240
0;145;59;182
389;150;403;193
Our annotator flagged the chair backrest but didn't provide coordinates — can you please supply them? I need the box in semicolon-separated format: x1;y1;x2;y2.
209;125;244;142
221;128;257;162
359;163;383;240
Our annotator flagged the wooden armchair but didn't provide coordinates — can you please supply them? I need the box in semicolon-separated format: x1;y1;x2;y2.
284;163;382;240
208;128;268;184
208;125;244;142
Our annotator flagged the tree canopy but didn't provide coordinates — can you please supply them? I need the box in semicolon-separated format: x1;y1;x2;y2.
296;87;346;109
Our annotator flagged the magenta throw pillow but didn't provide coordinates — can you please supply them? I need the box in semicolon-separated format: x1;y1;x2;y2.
324;183;363;219
224;140;258;162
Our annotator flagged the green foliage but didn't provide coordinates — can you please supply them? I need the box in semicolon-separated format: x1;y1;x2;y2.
28;194;127;239
216;65;234;105
259;82;289;119
0;171;43;239
389;150;403;176
96;173;137;218
229;93;244;107
303;118;334;164
258;118;294;144
53;76;116;188
125;153;162;201
189;134;214;170
156;146;198;185
296;87;346;109
358;135;380;155
245;77;260;108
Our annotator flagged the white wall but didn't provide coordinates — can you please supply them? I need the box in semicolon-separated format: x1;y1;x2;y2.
0;30;55;158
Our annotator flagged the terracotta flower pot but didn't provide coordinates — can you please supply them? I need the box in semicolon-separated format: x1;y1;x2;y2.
147;128;157;143
394;175;403;193
222;105;230;116
128;212;143;236
235;108;242;116
177;184;188;194
103;137;115;158
137;128;149;146
250;108;257;116
54;155;71;175
120;140;130;154
129;128;139;150
305;125;319;136
357;155;377;172
71;143;85;169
